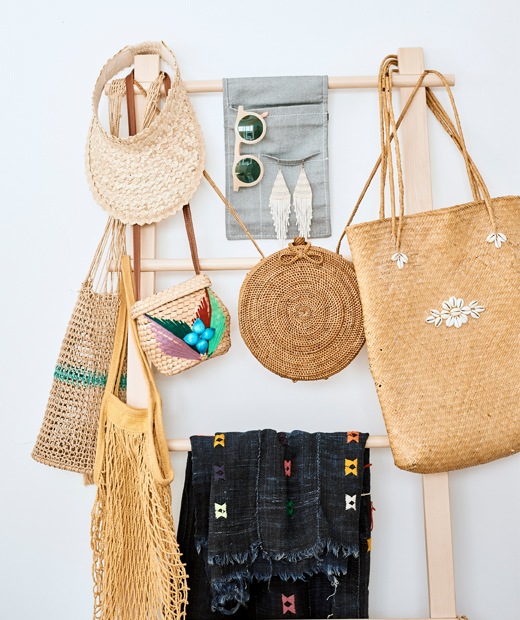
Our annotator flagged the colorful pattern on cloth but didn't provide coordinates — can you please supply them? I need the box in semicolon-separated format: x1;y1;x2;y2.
183;430;371;617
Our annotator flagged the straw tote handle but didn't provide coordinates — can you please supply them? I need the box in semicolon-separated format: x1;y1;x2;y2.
337;64;500;254
378;66;496;243
425;88;486;201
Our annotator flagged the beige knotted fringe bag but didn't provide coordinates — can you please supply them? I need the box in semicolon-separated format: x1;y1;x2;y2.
91;256;188;619
341;56;520;473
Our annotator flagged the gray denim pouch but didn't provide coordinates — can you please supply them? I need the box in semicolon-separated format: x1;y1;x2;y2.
223;76;331;240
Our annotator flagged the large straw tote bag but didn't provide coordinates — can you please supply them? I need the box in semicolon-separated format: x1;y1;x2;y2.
342;58;520;473
91;256;187;619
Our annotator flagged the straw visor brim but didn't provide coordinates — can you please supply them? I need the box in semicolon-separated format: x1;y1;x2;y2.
86;41;205;225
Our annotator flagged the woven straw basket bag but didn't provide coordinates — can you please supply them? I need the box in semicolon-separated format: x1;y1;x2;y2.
131;205;231;375
342;58;520;473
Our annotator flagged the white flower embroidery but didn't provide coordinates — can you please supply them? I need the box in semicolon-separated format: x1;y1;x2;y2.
391;252;408;269
486;232;507;248
425;296;485;328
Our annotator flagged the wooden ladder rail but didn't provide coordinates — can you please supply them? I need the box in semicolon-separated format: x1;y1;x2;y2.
397;47;458;620
123;46;459;620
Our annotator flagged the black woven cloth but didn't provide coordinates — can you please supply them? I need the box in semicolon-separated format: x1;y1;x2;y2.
178;430;371;618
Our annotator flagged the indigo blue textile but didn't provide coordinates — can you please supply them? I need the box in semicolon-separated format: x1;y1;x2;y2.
178;430;371;618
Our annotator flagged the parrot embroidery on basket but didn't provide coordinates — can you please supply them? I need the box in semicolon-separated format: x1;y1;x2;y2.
145;289;227;360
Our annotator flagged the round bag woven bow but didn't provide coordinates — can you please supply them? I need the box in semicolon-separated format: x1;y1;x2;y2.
238;237;365;381
86;41;205;225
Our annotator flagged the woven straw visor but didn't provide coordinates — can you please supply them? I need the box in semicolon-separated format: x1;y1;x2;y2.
86;41;205;225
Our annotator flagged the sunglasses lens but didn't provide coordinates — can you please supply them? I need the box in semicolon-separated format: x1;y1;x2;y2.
237;114;264;142
235;158;262;185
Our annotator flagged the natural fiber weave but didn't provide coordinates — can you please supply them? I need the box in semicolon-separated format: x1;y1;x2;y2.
239;237;365;381
86;41;205;225
132;275;231;376
91;256;188;619
32;218;126;476
344;60;520;472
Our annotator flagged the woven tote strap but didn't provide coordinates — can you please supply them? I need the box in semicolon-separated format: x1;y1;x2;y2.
421;69;496;231
337;62;499;254
86;73;127;290
336;65;428;253
425;88;486;202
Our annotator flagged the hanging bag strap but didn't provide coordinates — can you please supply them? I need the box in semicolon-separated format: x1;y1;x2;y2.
337;60;501;254
125;71;141;298
182;203;202;274
124;71;172;298
202;169;265;258
120;255;172;484
94;255;173;486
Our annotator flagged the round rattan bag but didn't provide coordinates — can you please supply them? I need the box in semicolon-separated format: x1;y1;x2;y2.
238;237;365;381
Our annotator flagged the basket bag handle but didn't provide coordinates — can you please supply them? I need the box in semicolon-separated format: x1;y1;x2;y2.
337;56;502;255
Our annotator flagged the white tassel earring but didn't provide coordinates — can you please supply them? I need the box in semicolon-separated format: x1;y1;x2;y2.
269;169;291;242
293;164;313;239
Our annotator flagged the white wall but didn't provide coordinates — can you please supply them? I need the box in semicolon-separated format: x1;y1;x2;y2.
1;1;518;618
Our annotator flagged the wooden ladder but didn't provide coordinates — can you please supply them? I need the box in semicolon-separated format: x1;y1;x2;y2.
125;46;459;620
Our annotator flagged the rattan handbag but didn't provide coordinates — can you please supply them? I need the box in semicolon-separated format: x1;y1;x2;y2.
131;204;231;375
202;172;365;382
32;218;126;476
239;237;365;381
341;57;520;473
91;255;188;619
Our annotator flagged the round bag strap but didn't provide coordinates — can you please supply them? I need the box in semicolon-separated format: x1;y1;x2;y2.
203;169;265;258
